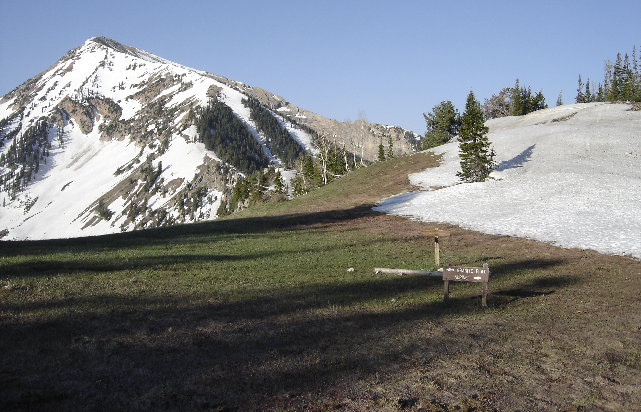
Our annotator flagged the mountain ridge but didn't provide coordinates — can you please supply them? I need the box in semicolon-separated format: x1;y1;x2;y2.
0;36;417;240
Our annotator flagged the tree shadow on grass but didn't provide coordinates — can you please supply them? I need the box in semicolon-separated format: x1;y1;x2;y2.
0;259;581;410
489;258;567;277
0;201;588;409
0;204;380;257
0;234;405;279
492;274;578;302
0;289;474;409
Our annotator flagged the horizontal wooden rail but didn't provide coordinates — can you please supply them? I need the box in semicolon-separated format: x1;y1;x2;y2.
374;268;442;277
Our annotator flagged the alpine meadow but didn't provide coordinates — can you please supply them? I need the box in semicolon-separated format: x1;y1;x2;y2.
1;27;641;412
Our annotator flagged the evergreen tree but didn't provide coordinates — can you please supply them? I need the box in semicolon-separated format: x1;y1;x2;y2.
510;79;523;116
502;79;547;116
302;155;319;188
273;170;285;194
595;46;641;102
556;91;563;106
57;125;65;148
291;173;305;196
532;90;547;111
633;46;641;100
242;96;305;168
377;138;385;161
612;53;625;100
387;136;395;159
576;75;586;103
195;99;269;174
422;100;460;148
596;83;605;102
521;86;533;114
585;79;592;103
623;53;635;100
456;91;495;183
96;199;113;221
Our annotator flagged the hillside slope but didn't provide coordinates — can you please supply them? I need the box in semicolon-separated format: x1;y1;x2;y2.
377;103;641;259
1;143;640;410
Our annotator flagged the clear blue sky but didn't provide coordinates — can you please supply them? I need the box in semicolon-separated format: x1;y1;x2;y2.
1;0;639;133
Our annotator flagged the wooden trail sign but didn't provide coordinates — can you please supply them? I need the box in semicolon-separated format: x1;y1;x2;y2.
442;265;490;282
373;230;491;307
443;263;490;307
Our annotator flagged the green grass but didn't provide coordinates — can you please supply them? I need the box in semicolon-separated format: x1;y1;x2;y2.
2;152;640;410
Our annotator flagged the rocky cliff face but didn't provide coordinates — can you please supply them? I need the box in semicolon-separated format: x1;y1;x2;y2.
0;37;417;240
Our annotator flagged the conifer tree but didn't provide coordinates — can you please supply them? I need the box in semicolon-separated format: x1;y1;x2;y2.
556;91;563;106
387;136;395;159
612;53;625;100
585;79;592;103
291;173;305;196
273;170;285;194
633;46;641;100
532;90;547;111
504;79;547;116
623;53;635;100
521;86;533;114
510;79;523;116
456;91;495;183
378;138;385;161
302;155;318;187
596;83;605;102
422;100;460;148
576;75;586;103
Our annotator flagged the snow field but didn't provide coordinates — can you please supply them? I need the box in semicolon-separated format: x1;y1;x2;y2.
376;103;641;259
2;118;142;239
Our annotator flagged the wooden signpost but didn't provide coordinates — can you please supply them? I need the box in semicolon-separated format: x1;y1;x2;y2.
374;229;491;307
423;229;450;266
443;263;490;307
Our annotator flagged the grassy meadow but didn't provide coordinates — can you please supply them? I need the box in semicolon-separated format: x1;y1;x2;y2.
1;152;640;410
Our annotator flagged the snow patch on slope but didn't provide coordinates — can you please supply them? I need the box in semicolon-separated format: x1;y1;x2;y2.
2;120;141;240
375;103;641;259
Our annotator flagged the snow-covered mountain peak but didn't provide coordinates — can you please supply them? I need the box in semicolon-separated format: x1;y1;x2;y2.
87;36;171;65
1;37;416;240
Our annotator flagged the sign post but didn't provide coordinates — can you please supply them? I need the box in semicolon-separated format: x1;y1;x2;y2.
374;230;492;308
442;263;490;307
423;229;450;267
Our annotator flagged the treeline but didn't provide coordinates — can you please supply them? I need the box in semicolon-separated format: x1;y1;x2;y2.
218;168;278;216
576;46;641;103
482;79;547;120
241;96;305;168
291;141;355;195
218;138;358;215
195;99;269;175
0;118;52;199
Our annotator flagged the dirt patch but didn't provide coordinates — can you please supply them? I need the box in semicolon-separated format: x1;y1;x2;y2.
206;84;222;99
551;111;578;122
57;96;94;134
131;73;181;105
628;102;641;111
